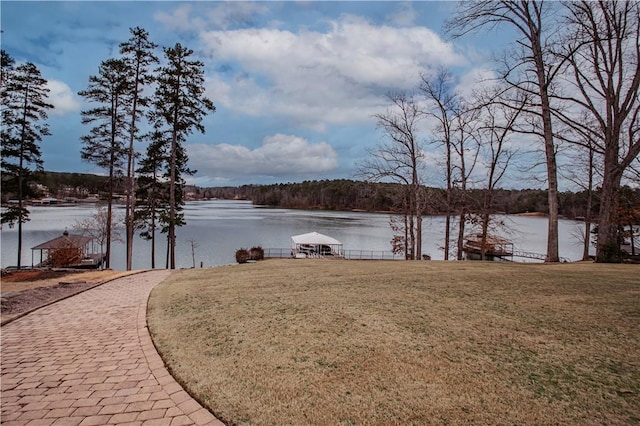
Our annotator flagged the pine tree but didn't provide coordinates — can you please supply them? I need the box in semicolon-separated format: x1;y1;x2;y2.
1;50;15;89
135;130;169;269
150;43;215;269
1;58;54;268
78;58;131;269
120;27;158;271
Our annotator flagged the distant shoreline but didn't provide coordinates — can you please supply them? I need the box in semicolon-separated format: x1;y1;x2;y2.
513;211;547;217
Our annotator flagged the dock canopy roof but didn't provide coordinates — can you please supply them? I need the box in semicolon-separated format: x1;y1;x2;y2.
291;232;341;246
31;232;92;250
30;231;105;269
291;232;343;258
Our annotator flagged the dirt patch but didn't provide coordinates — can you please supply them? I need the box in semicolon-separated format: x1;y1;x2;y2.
1;269;136;324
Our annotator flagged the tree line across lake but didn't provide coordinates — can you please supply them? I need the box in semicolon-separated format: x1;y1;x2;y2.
28;172;640;223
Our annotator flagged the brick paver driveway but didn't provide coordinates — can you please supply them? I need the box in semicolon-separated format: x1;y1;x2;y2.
1;270;224;426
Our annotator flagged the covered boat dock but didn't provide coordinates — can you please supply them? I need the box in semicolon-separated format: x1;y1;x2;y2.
31;231;105;269
291;232;344;258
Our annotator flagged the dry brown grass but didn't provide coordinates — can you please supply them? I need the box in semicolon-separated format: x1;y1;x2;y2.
148;260;640;425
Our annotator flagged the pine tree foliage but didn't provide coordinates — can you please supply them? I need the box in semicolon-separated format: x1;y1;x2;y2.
1;54;54;268
78;58;132;268
150;43;215;269
135;131;169;269
79;59;131;169
1;50;15;89
120;27;158;270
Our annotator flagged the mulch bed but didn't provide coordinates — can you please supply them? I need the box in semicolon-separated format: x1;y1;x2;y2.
1;269;81;282
1;271;98;324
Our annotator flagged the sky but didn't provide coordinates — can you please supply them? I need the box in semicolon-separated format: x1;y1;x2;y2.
1;1;523;188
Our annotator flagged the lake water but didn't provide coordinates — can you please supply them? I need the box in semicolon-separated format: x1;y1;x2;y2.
1;199;590;270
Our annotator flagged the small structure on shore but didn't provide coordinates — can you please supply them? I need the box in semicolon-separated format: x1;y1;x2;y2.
31;231;105;269
463;234;514;261
291;232;343;258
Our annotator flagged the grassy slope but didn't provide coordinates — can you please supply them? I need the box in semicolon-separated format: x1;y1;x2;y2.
148;260;640;425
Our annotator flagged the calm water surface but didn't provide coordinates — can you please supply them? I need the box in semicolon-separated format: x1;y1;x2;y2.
1;200;588;269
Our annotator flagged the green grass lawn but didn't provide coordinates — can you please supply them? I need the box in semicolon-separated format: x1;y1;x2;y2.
148;260;640;425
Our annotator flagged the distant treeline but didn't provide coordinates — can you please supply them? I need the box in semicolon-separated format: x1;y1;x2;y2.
36;171;121;195
13;173;639;221
200;179;640;220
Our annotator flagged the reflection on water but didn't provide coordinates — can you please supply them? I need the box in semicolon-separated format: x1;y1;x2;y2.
1;200;588;270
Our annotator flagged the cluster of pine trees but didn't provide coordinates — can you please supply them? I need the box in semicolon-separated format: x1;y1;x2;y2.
77;27;215;270
1;51;54;268
1;28;215;270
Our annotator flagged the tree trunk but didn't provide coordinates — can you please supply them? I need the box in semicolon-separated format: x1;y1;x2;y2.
16;84;30;269
529;10;559;263
416;210;422;260
444;146;452;260
169;129;177;269
151;212;156;269
414;181;422;259
480;212;491;261
444;215;450;260
404;214;409;259
545;161;560;262
582;149;594;261
538;90;559;262
125;61;142;271
17;155;24;269
150;183;156;269
457;207;465;260
596;154;623;262
105;93;118;270
166;235;170;269
408;208;415;260
168;70;181;270
105;161;113;269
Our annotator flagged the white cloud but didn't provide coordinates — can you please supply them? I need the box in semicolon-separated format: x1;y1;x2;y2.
455;67;497;100
201;15;465;129
388;2;418;27
206;2;269;29
154;4;200;32
46;80;81;115
188;134;339;181
155;3;268;32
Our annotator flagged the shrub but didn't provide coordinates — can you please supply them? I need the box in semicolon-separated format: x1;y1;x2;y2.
597;241;624;263
250;246;265;261
235;248;250;264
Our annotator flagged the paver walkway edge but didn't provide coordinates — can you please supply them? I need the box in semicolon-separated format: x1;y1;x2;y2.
1;270;226;426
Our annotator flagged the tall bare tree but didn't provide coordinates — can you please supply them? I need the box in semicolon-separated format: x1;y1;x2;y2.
559;116;603;261
419;69;456;260
448;0;564;262
554;1;640;262
358;92;425;259
72;207;123;268
473;87;526;259
420;69;480;260
451;101;481;260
